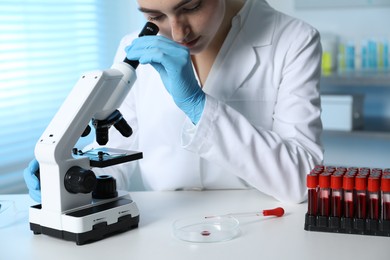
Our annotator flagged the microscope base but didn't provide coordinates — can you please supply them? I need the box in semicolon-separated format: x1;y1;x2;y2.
29;195;139;245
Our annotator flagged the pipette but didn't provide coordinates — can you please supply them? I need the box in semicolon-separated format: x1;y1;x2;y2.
173;207;285;243
204;207;285;219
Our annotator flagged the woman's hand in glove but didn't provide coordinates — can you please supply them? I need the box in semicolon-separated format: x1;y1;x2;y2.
23;159;41;202
126;36;205;124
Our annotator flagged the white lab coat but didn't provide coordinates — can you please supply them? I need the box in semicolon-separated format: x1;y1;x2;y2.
94;0;323;203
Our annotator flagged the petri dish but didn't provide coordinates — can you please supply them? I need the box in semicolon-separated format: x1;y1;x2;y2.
172;215;240;243
0;200;17;229
0;200;13;215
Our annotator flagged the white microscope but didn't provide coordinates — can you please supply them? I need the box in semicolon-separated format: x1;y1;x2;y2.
29;22;159;245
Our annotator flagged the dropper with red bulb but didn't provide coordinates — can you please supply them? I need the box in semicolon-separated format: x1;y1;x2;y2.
204;207;285;219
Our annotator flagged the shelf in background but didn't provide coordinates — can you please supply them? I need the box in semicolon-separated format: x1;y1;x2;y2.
320;71;390;139
321;71;390;88
323;117;390;139
324;129;390;139
295;0;390;9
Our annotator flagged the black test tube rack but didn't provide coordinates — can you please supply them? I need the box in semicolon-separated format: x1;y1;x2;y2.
304;165;390;237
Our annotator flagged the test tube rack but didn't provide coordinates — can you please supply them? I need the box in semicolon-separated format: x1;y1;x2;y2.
304;165;390;237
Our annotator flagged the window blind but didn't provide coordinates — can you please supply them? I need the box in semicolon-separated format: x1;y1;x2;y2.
0;0;107;193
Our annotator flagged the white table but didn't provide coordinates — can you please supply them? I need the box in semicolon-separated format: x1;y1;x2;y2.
1;190;389;260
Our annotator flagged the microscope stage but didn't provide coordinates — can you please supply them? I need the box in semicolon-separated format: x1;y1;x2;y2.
77;147;143;168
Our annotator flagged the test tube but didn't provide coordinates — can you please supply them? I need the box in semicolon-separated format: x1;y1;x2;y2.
337;167;348;174
384;40;389;69
368;40;377;69
307;173;319;216
382;175;390;221
325;166;336;174
343;173;355;218
355;175;367;219
359;167;371;176
367;176;380;220
312;165;324;175
347;166;357;173
371;168;383;177
345;42;355;71
331;173;343;218
319;173;331;217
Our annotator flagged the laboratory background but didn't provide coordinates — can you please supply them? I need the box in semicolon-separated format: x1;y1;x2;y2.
1;0;390;195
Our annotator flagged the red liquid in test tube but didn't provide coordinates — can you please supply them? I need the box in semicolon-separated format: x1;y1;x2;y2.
307;173;318;216
319;173;331;217
343;173;355;218
381;175;390;220
384;201;390;220
355;175;367;219
332;196;342;217
356;194;367;219
367;176;380;220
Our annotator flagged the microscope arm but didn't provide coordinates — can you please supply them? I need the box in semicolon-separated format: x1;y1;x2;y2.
35;22;159;213
29;22;159;245
35;62;138;213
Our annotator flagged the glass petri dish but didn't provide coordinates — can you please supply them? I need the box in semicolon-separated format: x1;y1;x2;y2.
0;200;17;229
172;215;240;243
0;200;13;215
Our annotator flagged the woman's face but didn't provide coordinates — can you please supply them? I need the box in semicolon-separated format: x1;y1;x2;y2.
136;0;226;54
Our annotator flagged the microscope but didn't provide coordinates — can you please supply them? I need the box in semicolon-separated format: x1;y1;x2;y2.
29;22;159;245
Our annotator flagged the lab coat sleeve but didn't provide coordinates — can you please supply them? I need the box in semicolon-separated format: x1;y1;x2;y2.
182;29;323;204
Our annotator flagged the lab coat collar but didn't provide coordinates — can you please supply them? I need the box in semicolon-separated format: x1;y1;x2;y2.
240;0;276;48
204;0;276;100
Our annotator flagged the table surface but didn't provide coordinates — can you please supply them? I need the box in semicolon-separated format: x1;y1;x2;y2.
1;189;389;260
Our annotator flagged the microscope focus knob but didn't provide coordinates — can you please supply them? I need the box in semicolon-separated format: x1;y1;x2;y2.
92;175;118;199
64;166;97;194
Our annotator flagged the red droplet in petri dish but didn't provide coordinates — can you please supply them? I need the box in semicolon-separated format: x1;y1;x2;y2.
201;230;211;236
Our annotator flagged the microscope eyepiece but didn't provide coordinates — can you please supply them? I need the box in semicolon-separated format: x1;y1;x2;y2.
123;22;159;69
92;22;159;145
138;21;159;37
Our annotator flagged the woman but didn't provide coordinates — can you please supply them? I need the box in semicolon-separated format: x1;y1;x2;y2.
25;0;323;203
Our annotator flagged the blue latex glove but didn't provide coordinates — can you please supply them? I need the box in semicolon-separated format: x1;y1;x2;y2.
125;36;205;124
23;159;41;203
